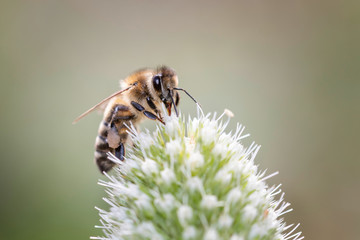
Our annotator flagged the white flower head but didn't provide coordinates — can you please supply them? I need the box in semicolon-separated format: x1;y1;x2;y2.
186;176;203;193
177;205;193;226
212;141;229;158
242;204;258;222
200;119;217;145
154;193;176;213
184;136;196;153
230;234;245;240
246;175;264;192
201;195;221;209
215;168;232;184
187;117;200;137
137;222;163;240
183;226;197;240
160;167;176;184
164;114;180;137
134;192;151;210
186;151;204;170
165;139;182;156
94;110;303;240
218;214;233;228
204;228;219;240
248;189;267;208
226;188;243;204
249;222;270;239
137;131;154;149
141;158;159;175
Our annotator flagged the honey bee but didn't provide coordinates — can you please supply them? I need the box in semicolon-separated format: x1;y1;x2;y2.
73;66;198;173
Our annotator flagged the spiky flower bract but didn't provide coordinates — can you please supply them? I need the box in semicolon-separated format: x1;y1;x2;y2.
92;109;303;240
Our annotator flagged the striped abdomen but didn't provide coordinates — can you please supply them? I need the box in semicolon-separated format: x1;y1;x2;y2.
95;98;135;173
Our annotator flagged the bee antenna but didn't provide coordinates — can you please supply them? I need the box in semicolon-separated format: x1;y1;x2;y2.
173;87;202;108
168;89;179;117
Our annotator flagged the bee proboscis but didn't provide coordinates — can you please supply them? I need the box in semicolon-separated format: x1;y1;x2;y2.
74;66;199;173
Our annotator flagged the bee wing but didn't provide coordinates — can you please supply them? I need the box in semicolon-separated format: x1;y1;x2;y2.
72;86;133;124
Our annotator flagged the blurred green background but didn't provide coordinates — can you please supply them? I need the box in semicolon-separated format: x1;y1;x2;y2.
1;0;359;239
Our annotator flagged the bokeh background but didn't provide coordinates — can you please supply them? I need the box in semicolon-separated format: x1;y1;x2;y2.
1;0;359;239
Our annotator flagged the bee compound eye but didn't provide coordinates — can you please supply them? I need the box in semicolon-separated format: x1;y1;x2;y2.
152;75;162;91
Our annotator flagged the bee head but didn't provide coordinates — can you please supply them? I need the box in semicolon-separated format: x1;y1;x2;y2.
152;66;180;116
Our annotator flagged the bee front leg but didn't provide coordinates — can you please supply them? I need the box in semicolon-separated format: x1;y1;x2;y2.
146;97;163;120
131;101;165;125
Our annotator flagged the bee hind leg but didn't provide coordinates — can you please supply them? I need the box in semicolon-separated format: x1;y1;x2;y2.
115;143;125;161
